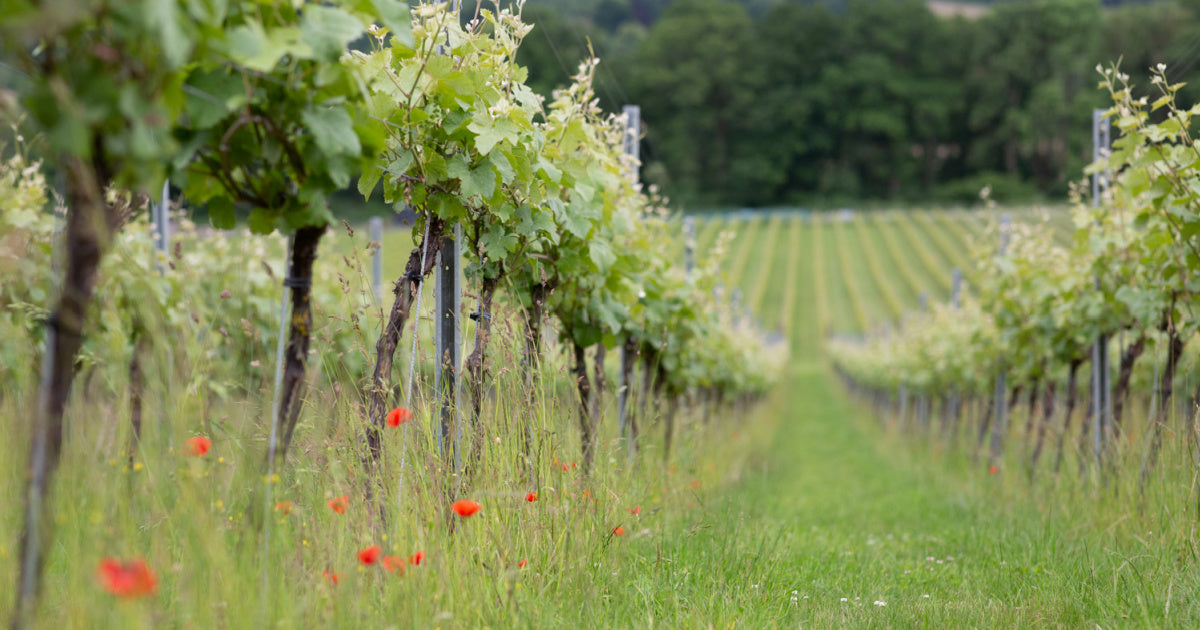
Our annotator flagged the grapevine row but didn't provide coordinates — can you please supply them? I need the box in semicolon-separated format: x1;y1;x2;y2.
0;1;785;617
830;65;1200;488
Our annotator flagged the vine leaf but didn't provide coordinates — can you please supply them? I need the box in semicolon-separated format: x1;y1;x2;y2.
461;163;497;202
226;23;309;72
469;118;518;156
301;106;362;157
302;5;365;61
208;197;236;230
148;0;191;68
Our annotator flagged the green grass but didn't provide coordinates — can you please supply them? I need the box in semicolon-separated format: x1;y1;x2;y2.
850;215;906;319
5;205;1196;628
747;216;784;318
831;217;877;332
891;211;956;293
724;216;763;288
870;212;941;305
632;363;1200;627
772;218;803;337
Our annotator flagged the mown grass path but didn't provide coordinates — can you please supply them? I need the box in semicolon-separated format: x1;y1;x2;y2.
604;360;1197;627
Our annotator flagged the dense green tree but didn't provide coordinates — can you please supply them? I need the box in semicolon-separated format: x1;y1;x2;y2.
733;2;845;204
627;0;760;205
827;0;963;198
964;0;1103;194
518;0;1200;205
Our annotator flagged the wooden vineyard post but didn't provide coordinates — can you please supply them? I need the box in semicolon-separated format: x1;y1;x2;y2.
435;225;462;499
1090;108;1113;477
618;104;640;466
988;215;1011;465
370;216;384;302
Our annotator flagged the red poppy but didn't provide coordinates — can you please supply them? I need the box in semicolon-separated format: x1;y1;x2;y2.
97;558;157;598
525;491;538;503
561;464;570;471
322;570;339;585
612;526;625;536
518;559;527;568
409;550;425;566
582;490;591;500
988;465;999;475
274;501;292;515
628;506;641;516
691;480;701;490
185;436;211;457
358;545;381;565
328;495;349;514
452;500;481;518
382;555;406;573
386;407;413;428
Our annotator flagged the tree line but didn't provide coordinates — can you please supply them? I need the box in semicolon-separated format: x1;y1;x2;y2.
518;0;1200;207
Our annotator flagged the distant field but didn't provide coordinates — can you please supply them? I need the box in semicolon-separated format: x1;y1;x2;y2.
681;207;1072;353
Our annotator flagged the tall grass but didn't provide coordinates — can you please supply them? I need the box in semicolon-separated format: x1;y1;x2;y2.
0;224;764;627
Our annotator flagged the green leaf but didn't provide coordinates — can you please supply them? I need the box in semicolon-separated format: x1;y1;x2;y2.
208;197;236;229
301;5;365;61
301;105;361;157
248;207;277;234
517;204;555;237
460;162;497;201
490;150;516;185
358;165;383;201
288;189;333;229
589;239;616;274
469;118;518;156
534;158;561;183
561;210;591;240
571;323;603;348
480;224;518;262
384;152;415;179
147;0;191;69
325;154;355;189
225;23;308;72
183;68;242;129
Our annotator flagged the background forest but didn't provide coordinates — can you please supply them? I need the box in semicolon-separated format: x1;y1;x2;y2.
513;0;1200;206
